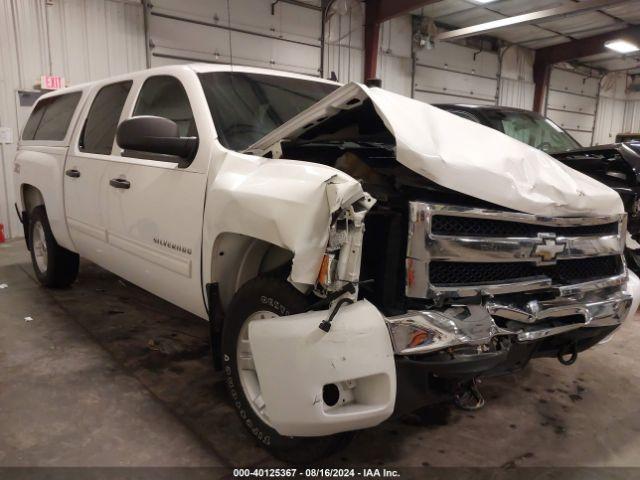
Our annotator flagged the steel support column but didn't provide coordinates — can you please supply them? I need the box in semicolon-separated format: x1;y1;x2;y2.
364;0;381;81
364;0;441;82
533;26;640;113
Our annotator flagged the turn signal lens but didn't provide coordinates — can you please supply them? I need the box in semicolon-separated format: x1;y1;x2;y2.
317;253;336;288
406;258;415;288
408;330;430;348
386;314;453;355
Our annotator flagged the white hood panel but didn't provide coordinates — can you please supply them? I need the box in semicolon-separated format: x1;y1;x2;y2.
251;83;623;217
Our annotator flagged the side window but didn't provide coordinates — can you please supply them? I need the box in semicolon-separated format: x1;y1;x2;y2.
22;92;82;141
133;76;197;137
80;81;132;155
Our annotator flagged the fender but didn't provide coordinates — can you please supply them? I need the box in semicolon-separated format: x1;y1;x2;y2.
202;149;363;307
15;147;76;252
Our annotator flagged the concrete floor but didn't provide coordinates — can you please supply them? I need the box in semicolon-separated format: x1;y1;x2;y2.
2;238;640;470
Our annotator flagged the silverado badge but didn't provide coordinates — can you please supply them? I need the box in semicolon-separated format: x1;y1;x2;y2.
153;237;192;255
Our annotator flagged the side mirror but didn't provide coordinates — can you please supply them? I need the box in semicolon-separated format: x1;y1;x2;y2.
116;116;198;163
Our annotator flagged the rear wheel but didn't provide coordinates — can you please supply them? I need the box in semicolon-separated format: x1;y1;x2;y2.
221;276;353;463
29;206;79;288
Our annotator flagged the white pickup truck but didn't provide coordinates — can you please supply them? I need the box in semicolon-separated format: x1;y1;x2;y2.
13;64;640;462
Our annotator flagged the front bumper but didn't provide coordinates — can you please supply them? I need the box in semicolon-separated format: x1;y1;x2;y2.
248;273;640;437
387;281;635;355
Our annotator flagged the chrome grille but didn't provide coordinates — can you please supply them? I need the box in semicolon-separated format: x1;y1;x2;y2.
431;215;619;238
406;202;627;299
429;256;622;287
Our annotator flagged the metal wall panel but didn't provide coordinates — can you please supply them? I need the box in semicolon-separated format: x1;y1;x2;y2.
414;65;498;103
546;109;595;131
545;68;599;146
323;1;364;83
323;10;411;96
593;97;626;145
414;42;499;105
378;54;412;97
549;68;600;97
46;0;146;83
623;101;640;134
0;0;24;238
413;90;495;106
415;41;499;78
0;0;145;239
498;78;534;110
593;73;628;146
497;46;534;110
547;90;598;115
148;0;323;76
377;15;412;96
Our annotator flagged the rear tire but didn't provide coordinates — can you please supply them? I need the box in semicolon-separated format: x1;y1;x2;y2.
221;276;353;463
29;206;79;288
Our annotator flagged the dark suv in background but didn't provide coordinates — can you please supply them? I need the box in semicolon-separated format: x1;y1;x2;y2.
437;104;640;273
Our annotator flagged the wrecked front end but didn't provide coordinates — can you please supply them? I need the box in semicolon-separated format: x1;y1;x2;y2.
393;201;638;414
242;83;640;438
248;195;639;436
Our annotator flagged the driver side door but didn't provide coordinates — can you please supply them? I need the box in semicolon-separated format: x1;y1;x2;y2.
103;73;210;318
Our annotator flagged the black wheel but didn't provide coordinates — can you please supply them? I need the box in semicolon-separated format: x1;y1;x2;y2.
29;206;79;288
221;276;353;463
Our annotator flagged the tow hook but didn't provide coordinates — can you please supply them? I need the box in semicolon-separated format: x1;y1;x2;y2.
557;342;578;366
453;377;485;411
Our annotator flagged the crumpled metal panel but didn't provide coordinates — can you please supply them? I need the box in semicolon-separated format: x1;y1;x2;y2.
251;82;624;218
205;150;364;285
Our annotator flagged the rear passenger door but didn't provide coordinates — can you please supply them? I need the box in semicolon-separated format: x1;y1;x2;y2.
64;81;132;261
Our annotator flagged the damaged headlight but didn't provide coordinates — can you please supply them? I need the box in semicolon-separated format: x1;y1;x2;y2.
386;313;458;355
385;306;499;355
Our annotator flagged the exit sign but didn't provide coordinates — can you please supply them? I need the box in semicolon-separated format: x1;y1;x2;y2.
40;75;65;90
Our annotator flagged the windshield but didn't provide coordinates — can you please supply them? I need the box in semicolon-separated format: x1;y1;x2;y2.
198;72;338;151
484;110;581;154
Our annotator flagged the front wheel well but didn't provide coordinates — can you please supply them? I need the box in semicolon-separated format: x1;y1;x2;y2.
211;233;296;313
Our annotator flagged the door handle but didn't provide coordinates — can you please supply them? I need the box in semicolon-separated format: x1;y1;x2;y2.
109;178;130;189
65;169;81;178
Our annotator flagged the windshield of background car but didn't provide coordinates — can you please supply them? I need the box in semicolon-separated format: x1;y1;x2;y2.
484;110;581;154
198;72;339;151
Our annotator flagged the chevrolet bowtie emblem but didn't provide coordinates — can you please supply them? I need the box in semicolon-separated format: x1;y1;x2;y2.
532;234;566;265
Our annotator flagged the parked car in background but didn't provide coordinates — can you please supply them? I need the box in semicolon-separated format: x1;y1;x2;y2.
616;133;640;143
436;104;640;272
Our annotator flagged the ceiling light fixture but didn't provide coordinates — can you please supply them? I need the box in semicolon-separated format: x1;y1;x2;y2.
474;0;498;3
605;39;640;54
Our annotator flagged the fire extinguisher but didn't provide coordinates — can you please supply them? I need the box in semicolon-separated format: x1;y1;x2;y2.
0;224;5;243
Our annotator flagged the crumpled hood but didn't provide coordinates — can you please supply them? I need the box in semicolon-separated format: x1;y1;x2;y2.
250;83;623;217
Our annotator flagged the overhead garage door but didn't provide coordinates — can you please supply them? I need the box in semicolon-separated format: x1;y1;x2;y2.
413;42;499;106
146;0;322;77
545;67;600;147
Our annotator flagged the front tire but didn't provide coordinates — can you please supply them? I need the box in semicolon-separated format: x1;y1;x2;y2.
29;206;79;288
221;276;353;463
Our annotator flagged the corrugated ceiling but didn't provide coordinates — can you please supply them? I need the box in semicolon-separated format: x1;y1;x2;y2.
413;0;640;72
